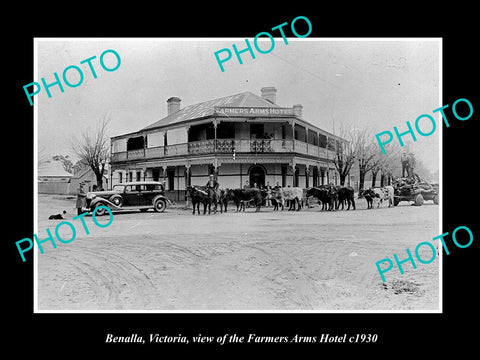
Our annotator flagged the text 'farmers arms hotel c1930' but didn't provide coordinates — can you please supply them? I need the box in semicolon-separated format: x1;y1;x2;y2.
109;87;347;201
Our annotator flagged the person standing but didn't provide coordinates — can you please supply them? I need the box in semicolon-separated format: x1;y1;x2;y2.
401;152;410;178
408;152;416;177
76;183;86;215
265;181;272;207
243;180;250;189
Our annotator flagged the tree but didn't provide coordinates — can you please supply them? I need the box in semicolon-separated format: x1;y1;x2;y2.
354;129;377;191
52;154;74;173
71;116;110;189
38;145;50;167
72;159;89;174
333;124;357;186
370;161;381;188
376;142;402;186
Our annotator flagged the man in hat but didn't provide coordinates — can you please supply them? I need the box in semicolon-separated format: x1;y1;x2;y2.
206;174;219;191
265;181;272;207
206;174;220;204
401;152;410;178
408;152;416;177
76;183;87;215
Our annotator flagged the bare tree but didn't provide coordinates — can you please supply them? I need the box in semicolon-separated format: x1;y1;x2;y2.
52;154;74;173
370;158;382;187
355;129;377;191
373;142;405;185
38;145;51;170
71;116;110;189
333;123;357;186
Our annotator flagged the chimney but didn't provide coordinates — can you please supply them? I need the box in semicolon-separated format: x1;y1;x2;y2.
260;87;277;104
293;104;303;118
167;97;181;115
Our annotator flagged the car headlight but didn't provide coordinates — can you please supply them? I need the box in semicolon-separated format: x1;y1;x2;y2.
86;193;96;200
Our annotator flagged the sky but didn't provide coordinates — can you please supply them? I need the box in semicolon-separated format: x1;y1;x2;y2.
36;38;440;172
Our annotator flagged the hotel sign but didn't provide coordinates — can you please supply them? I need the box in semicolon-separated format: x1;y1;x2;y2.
214;106;294;117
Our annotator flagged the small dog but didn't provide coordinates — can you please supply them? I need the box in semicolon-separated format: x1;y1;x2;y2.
49;210;66;220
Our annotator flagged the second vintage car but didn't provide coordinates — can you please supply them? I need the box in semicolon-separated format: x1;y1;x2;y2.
84;181;171;215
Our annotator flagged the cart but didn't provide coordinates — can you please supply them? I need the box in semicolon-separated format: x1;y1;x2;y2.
393;175;439;206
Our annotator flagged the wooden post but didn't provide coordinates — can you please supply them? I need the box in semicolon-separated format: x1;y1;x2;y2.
213;119;217;153
291;162;296;187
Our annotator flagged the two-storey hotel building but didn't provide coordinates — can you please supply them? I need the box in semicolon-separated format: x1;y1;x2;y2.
109;87;347;201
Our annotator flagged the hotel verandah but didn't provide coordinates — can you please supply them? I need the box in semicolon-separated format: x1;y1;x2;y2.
109;87;348;201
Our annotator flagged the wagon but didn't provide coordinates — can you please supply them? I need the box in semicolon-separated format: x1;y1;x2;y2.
393;176;439;206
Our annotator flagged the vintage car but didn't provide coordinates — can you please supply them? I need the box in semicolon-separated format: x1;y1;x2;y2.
84;181;171;215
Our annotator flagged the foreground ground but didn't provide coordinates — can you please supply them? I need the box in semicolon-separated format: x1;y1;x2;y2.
36;194;440;311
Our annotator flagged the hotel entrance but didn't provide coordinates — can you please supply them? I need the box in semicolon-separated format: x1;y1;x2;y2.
249;165;266;188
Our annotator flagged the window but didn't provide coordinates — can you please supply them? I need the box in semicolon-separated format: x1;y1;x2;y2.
126;136;145;151
216;122;235;139
167;169;175;190
119;172;123;183
294;125;306;142
145;184;161;191
319;133;327;148
113;184;125;192
136;171;141;182
308;130;318;145
206;124;215;140
281;165;287;187
250;124;265;139
313;167;319;187
125;185;136;193
152;168;160;182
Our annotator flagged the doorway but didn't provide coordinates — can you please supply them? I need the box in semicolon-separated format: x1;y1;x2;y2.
249;165;266;188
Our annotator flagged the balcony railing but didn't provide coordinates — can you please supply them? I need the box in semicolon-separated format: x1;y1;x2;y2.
111;138;335;163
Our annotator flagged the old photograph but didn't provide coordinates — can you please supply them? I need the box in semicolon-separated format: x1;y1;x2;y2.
34;38;441;312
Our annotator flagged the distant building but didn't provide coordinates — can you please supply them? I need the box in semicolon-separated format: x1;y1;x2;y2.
38;161;72;194
69;165;109;194
110;87;347;201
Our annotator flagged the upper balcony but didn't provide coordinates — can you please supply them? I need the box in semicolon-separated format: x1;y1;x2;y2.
111;138;336;163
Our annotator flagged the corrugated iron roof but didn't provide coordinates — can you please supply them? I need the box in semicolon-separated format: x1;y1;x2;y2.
142;91;279;130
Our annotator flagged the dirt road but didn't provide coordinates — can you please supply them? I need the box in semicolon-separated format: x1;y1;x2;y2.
36;194;440;311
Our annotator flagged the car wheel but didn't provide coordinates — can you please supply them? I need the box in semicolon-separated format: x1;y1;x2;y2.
433;195;439;205
109;195;123;207
93;202;107;216
414;194;424;206
154;199;166;213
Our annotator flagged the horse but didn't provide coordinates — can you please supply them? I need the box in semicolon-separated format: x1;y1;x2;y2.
185;185;219;215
